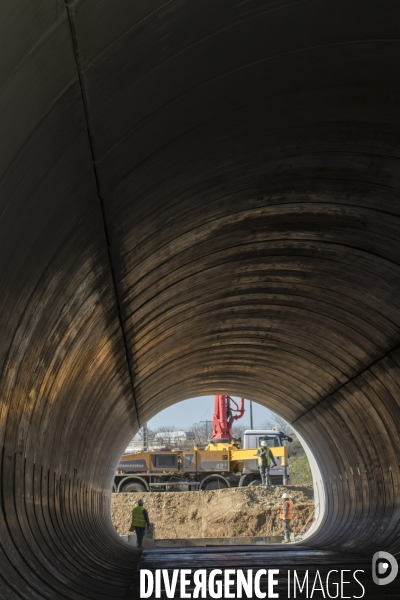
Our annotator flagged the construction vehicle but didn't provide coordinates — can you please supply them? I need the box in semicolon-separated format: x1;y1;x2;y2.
113;396;292;493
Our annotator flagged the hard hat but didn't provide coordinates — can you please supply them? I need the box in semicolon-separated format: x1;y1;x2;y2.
138;498;144;505
260;441;267;446
282;493;289;499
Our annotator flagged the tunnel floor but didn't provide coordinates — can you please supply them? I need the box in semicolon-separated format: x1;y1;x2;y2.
127;545;399;599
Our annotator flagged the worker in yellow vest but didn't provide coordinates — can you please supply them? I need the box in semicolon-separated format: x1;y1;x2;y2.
129;498;150;548
256;440;277;485
280;492;293;543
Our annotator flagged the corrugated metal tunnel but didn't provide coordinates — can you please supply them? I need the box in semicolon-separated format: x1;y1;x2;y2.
1;0;399;597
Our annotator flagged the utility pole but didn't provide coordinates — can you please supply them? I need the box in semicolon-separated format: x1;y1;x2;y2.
142;423;148;452
200;420;212;442
249;400;254;429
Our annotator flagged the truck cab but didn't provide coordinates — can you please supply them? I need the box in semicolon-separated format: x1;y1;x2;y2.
243;429;286;449
241;428;291;485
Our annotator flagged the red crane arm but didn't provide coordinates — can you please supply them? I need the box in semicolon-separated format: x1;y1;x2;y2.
209;395;245;441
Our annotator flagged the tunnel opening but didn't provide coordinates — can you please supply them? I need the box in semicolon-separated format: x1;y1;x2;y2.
111;396;319;548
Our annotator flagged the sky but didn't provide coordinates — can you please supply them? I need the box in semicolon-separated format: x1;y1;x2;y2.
146;395;277;431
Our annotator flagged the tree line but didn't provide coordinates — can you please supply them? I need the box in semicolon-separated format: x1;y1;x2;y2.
138;415;305;456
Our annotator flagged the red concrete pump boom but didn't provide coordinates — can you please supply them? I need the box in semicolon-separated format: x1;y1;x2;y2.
210;395;245;441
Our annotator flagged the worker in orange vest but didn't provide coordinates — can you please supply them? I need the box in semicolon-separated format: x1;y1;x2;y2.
280;492;293;543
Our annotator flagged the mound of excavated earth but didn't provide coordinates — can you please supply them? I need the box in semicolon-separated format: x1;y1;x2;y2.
111;486;314;539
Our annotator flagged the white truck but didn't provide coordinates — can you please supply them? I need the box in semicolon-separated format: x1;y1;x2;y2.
238;428;292;486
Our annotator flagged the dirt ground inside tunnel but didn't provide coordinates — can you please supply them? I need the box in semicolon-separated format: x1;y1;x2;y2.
111;485;315;539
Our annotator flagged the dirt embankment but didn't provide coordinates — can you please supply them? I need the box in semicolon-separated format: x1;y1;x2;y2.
111;485;314;539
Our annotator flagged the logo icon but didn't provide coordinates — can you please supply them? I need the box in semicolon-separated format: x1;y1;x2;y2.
372;551;398;586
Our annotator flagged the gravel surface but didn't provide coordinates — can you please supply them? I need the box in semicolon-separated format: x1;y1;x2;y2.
111;485;314;539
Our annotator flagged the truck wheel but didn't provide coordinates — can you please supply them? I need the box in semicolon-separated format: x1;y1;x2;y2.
204;480;228;490
271;476;284;485
249;479;261;486
120;482;146;493
239;475;252;487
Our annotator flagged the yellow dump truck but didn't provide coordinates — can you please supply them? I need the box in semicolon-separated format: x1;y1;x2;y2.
113;429;291;493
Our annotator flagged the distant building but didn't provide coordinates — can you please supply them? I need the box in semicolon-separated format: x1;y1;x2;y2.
123;437;146;454
154;430;195;446
123;430;195;454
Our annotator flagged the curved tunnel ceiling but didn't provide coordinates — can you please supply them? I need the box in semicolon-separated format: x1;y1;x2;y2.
1;0;400;597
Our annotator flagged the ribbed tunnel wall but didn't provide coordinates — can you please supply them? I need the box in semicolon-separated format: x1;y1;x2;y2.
1;1;399;597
